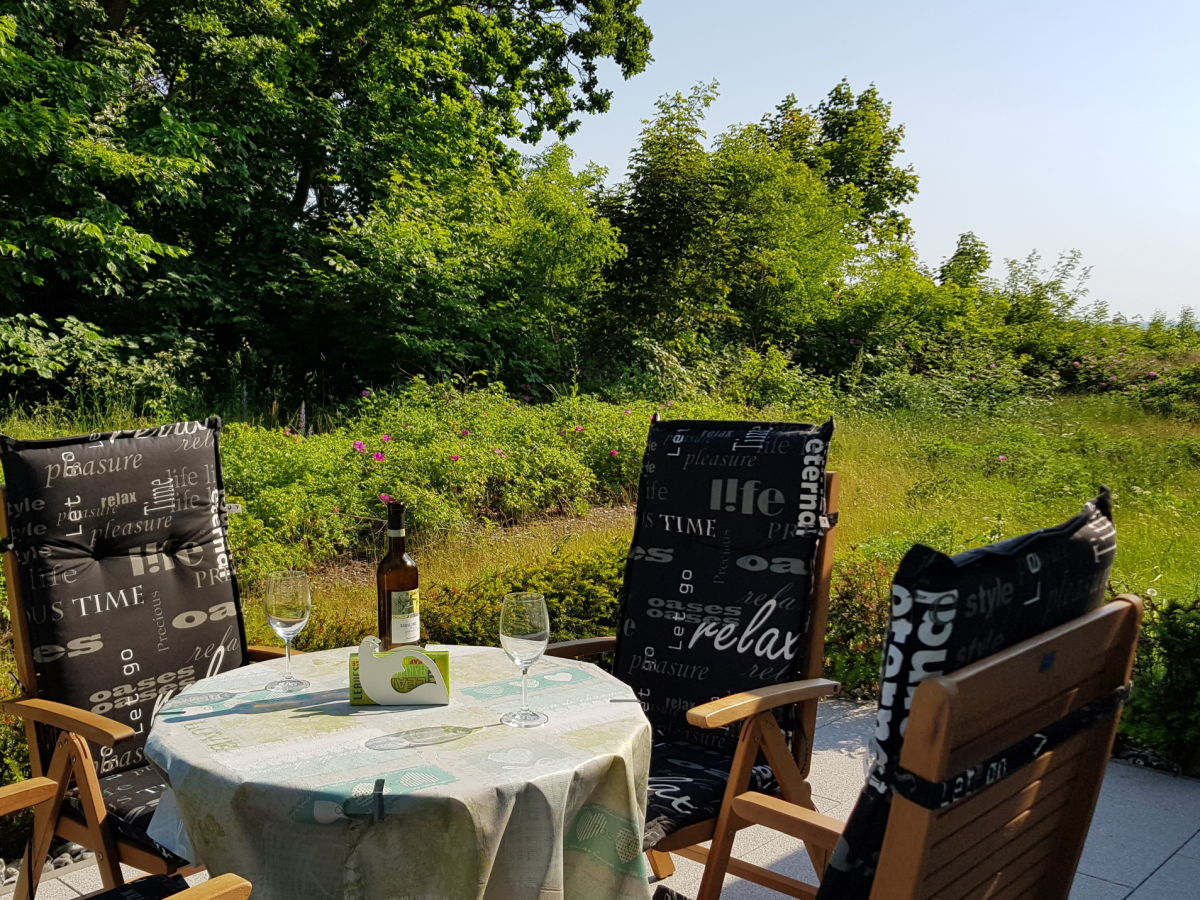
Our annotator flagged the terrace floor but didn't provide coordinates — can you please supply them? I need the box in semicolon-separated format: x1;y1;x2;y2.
6;700;1198;898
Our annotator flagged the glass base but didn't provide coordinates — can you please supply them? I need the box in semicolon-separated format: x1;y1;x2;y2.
501;708;548;728
266;676;309;693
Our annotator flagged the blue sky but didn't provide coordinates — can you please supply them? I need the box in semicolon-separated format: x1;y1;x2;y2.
546;0;1198;320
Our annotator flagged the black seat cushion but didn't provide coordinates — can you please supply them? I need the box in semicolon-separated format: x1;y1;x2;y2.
0;420;248;776
614;418;835;754
63;763;186;864
90;874;190;899
644;740;778;847
817;489;1118;900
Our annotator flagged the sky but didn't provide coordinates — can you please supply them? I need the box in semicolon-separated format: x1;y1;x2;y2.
545;0;1199;320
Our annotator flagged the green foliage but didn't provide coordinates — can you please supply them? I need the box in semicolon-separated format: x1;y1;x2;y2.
595;83;857;368
301;146;623;391
1;0;651;395
824;548;893;695
938;232;991;289
423;541;626;647
0;4;198;307
760;80;920;242
0;711;30;859
1138;363;1200;420
1124;597;1200;773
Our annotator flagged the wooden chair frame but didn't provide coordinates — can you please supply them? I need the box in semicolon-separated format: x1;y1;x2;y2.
0;775;253;899
548;472;842;894
0;485;282;895
725;594;1143;900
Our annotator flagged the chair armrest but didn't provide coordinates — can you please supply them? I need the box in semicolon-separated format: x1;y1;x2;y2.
1;698;137;747
0;777;58;816
686;678;840;728
248;644;286;661
544;636;616;658
178;873;254;900
731;791;844;848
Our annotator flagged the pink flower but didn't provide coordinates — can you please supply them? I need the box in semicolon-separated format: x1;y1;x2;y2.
667;400;675;407
494;448;505;455
461;429;471;436
623;409;632;414
997;455;1008;462
848;338;863;346
609;449;619;457
1148;371;1160;378
522;395;531;402
361;389;371;398
372;452;386;461
450;455;461;461
333;506;341;514
379;493;393;504
353;441;367;452
557;430;565;436
574;425;585;432
1073;361;1082;367
381;434;392;442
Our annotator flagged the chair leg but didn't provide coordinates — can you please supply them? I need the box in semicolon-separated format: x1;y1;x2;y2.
62;734;125;888
647;848;676;879
17;733;78;898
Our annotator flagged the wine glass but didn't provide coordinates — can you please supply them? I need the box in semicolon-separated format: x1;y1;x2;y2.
499;592;550;727
263;571;312;692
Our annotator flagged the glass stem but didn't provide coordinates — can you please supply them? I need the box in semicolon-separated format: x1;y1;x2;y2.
520;665;530;713
284;639;293;680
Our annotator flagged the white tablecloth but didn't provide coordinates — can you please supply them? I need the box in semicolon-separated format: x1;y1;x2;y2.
145;645;652;899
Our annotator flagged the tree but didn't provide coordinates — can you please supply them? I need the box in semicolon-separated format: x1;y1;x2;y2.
595;84;856;367
0;0;652;397
938;232;991;289
0;6;204;313
760;80;919;242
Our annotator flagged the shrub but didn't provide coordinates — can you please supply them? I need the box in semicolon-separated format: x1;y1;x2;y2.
422;540;626;646
1124;596;1200;775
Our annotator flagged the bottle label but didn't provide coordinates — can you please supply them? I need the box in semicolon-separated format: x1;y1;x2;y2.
387;528;406;537
389;589;420;644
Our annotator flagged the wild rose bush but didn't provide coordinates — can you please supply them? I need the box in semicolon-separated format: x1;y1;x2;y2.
220;384;748;585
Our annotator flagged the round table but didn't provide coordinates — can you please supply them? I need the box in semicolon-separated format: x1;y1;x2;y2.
145;645;652;899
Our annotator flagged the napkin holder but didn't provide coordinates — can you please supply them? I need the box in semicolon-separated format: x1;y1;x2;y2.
350;637;450;705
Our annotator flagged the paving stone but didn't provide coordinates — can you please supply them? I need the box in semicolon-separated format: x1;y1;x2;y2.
1069;873;1131;900
1127;855;1200;900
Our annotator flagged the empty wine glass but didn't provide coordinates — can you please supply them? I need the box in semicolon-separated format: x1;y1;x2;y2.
499;592;550;727
264;570;312;692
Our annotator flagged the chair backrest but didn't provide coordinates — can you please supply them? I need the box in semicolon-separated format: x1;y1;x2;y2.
613;418;836;754
872;595;1141;900
818;489;1119;900
0;420;248;776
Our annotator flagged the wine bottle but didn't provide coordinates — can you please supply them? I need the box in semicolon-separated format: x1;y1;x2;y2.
377;501;420;647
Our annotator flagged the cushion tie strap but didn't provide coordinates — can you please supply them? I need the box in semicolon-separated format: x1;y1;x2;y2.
891;683;1131;811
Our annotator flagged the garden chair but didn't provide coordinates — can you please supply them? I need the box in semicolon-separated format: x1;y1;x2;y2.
0;421;282;895
688;490;1128;900
721;595;1142;899
547;418;841;891
0;776;253;898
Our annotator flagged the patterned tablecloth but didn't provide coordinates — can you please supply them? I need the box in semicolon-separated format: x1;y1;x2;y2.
145;645;652;900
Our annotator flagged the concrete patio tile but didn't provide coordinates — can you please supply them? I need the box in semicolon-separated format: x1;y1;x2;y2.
10;876;82;899
807;745;870;808
1126;855;1200;900
1177;830;1200;860
1078;766;1200;887
1069;873;1132;900
56;862;149;896
814;698;863;729
1097;763;1200;826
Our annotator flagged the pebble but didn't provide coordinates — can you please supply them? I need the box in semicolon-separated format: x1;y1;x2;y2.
0;843;94;884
